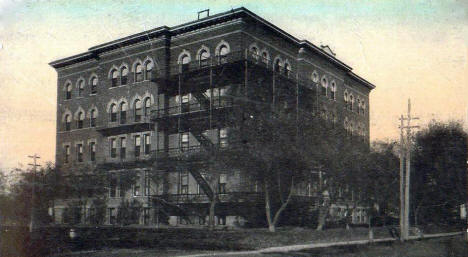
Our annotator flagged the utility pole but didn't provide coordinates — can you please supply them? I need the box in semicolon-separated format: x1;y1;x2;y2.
398;99;419;240
28;154;41;233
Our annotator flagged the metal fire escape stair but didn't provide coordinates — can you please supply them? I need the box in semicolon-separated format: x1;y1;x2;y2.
192;91;211;110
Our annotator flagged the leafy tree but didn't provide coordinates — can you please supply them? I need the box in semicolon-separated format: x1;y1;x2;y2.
411;121;467;226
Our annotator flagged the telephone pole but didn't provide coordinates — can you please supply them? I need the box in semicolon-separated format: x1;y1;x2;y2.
28;154;40;233
398;99;419;240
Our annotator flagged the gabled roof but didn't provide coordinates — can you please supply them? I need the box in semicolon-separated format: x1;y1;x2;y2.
48;7;374;89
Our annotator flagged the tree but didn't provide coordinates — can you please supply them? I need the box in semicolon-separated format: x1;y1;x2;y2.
411;121;467;226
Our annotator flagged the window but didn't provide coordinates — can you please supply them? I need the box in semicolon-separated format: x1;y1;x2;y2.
111;69;119;87
330;81;336;100
199;50;209;67
66;83;72;99
180;172;188;194
217;215;226;225
218;45;229;64
344;91;348;106
180;54;190;72
90;109;97;127
77;112;84;129
219;174;227;194
311;71;319;83
144;134;151;155
76;144;83;162
133;181;140;196
274;59;281;72
361;102;366;115
349;94;354;111
109;174;117;198
321;77;328;97
144;171;150;196
144;98;151;117
110;104;117;122
145;61;154;80
89;142;96;161
78;80;84;97
110;138;117;158
120;137;126;159
120;102;127;124
121;67;128;85
90;77;98;94
251;46;259;61
108;208;116;224
135;64;143;82
134;135;141;157
219;128;228;148
143;208;150;225
65;114;71;131
197;173;206;194
64;145;70;163
262;51;269;65
199;216;206;225
357;98;361;113
134;99;142;122
181;94;190;113
284;62;291;77
181;133;189;151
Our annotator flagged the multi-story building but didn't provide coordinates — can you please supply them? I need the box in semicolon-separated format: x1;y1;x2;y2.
49;7;374;227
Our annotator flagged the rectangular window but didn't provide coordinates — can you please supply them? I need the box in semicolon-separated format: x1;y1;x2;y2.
133;183;140;196
109;208;116;224
144;134;151;155
217;215;226;225
64;145;70;163
180;172;188;194
143;208;150;225
181;133;189;152
90;117;96;127
111;78;118;87
120;137;126;159
321;86;327;97
121;75;128;86
144;171;150;196
181;94;190;112
89;142;96;162
66;91;71;100
219;128;228;148
134;135;141;157
110;138;117;158
219;174;227;194
76;144;83;162
65;121;71;131
197;173;206;194
120;110;126;124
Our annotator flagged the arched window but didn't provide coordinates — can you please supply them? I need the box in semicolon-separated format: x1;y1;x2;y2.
90;77;98;94
65;83;72;99
121;67;128;85
111;69;119;87
78;80;84;97
134;99;142;122
65;114;71;131
284;62;291;77
274;59;282;72
199;50;210;67
357;98;361;113
135;64;143;82
180;54;190;72
110;104;117;122
262;51;269;65
251;46;259;61
145;61;154;80
321;77;328;96
361;102;366;115
330;81;336;100
344;90;348;104
218;45;229;64
77;112;84;129
144;98;151;117
349;94;354;111
120;102;127;124
90;109;97;127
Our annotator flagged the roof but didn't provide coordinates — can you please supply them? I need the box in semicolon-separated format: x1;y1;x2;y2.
49;7;374;89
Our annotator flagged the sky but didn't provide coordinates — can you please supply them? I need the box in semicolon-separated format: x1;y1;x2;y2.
0;0;466;170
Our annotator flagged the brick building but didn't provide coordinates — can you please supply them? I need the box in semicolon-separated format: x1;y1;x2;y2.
49;7;374;227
